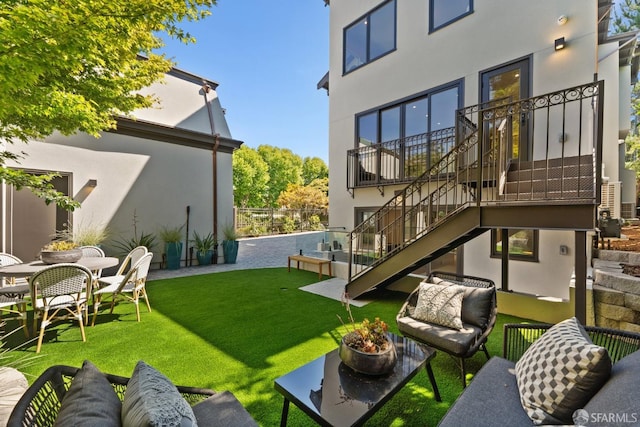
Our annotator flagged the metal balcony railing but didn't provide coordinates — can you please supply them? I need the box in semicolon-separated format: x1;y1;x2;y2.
346;127;456;189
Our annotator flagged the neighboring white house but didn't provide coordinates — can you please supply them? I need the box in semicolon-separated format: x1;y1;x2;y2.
320;0;639;318
1;67;242;267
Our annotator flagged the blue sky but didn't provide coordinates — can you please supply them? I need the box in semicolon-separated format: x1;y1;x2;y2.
159;1;330;162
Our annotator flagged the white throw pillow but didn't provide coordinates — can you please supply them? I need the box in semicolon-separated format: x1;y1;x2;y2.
0;366;28;426
412;282;464;330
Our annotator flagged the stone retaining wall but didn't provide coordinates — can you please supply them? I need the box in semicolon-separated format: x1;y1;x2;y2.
592;249;640;333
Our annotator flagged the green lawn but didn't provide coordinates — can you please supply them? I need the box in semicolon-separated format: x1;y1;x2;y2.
5;268;528;426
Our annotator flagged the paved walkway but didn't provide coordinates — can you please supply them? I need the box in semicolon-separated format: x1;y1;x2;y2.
148;231;325;280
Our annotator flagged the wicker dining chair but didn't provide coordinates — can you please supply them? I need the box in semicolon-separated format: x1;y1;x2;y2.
91;252;153;325
97;246;148;288
0;252;28;287
29;264;93;353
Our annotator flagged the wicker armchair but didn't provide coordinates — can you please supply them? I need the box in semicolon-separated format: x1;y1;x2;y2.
397;271;497;387
7;365;216;427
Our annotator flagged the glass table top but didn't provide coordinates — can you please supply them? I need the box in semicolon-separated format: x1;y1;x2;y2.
274;333;433;427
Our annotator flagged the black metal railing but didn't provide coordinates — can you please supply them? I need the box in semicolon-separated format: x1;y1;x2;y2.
346;127;456;189
347;81;604;281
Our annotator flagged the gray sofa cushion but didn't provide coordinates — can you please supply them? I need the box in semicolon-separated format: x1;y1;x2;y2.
438;357;532;427
460;286;495;329
397;315;481;356
584;350;640;425
54;360;121;427
192;391;258;427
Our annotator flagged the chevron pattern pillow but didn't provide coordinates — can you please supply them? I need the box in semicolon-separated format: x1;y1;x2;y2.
412;282;464;330
515;317;611;424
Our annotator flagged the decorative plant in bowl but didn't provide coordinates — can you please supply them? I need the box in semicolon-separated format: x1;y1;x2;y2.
337;296;397;375
40;241;82;264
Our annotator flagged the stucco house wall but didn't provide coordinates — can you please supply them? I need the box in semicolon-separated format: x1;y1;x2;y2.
1;67;241;267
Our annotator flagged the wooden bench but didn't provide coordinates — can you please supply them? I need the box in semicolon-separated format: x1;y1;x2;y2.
287;255;332;280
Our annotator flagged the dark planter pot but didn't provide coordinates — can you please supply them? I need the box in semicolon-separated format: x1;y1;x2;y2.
338;334;397;375
165;242;183;270
196;250;214;266
222;240;239;264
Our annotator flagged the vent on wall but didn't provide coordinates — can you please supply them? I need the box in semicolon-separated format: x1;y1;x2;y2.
600;182;621;218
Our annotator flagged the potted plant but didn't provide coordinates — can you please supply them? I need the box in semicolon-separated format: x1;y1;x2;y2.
40;240;83;264
159;225;184;270
337;298;397;375
72;223;110;247
221;223;239;264
191;231;217;266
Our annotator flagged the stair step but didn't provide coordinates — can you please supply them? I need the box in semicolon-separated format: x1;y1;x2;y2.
507;165;593;181
508;155;593;171
502;190;594;201
503;177;594;194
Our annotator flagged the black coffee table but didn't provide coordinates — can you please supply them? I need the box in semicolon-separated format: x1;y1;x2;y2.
274;333;440;427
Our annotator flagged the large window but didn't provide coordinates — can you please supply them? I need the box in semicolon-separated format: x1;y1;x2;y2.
356;82;461;146
491;229;539;262
344;1;396;74
430;0;473;32
353;82;461;183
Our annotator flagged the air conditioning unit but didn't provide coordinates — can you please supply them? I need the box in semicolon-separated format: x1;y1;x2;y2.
600;182;621;219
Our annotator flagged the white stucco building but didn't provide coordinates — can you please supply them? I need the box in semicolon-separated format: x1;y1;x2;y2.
2;67;242;267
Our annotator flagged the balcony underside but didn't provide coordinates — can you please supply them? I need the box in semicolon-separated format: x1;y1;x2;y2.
345;202;597;299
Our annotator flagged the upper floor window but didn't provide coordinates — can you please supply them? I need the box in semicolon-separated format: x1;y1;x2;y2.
430;0;473;33
344;1;396;74
356;82;461;147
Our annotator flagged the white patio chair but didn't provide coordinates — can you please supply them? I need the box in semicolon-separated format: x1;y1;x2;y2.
91;252;153;326
97;246;148;289
29;263;93;353
78;245;106;323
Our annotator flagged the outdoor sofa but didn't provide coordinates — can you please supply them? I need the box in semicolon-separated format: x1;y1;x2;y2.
8;360;257;427
439;319;640;426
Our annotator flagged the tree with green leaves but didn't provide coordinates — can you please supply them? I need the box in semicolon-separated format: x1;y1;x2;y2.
612;1;640;184
257;145;304;207
232;145;270;208
0;0;216;210
302;156;329;185
612;0;640;33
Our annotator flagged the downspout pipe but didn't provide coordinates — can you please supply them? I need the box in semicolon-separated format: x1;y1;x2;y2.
202;83;220;255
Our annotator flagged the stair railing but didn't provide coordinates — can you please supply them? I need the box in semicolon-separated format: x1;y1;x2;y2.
347;81;603;282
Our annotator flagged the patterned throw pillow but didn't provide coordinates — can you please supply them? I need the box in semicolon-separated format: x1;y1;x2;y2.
412;282;464;330
515;317;612;425
122;361;197;427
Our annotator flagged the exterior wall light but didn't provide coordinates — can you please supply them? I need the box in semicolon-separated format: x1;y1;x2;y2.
555;37;566;51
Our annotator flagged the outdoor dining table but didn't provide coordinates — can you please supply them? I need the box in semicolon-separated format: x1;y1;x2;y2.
0;257;119;297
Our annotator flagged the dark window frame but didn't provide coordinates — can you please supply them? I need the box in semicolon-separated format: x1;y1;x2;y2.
490;229;539;262
354;79;464;148
429;0;473;33
343;0;397;75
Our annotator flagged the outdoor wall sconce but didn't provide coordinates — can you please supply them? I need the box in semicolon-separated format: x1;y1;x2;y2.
555;37;566;51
